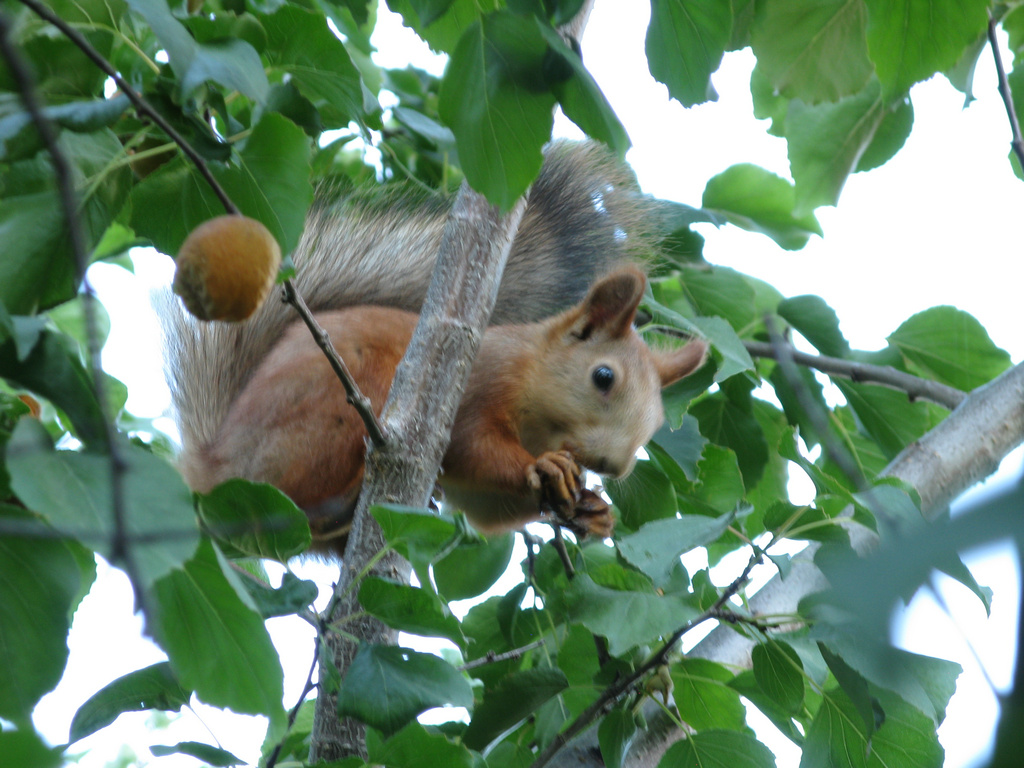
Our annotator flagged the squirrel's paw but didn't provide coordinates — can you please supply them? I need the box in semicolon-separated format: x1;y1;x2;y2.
527;450;581;517
569;489;614;539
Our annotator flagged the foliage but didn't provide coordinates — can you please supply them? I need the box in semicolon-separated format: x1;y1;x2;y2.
0;0;1021;766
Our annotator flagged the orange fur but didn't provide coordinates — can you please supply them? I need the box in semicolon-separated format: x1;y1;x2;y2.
180;269;708;555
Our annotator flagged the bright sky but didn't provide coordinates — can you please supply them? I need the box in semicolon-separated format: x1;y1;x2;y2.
37;3;1023;767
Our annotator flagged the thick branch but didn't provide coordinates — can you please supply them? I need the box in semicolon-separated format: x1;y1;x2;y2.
308;186;529;761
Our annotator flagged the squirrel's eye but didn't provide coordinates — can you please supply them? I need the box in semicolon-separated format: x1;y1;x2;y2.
591;365;615;392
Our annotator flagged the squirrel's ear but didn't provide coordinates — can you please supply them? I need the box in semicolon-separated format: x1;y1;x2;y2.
654;339;709;387
572;267;646;340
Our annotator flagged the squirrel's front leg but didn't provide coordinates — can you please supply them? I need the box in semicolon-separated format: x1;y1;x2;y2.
527;450;614;538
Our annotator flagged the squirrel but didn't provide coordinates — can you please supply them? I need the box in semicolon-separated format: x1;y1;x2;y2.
162;143;708;556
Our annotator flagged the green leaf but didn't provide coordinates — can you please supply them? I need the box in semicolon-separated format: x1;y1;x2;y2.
649;416;706;483
0;95;131;162
702;164;822;250
679;266;758;334
367;721;475;768
818;643;883;738
439;12;556;210
560;574;701;656
463;667;569;750
0;326;107;448
688;389;769;491
130;112;312;258
598;706;638;768
359;576;465;646
537;23;629;155
887;306;1011;391
834;380;930;458
196;479;311;561
124;0;268;102
658;729;776;767
259;5;377;128
691;316;755;383
854;96;914;172
238;571;319;618
148;539;285;726
150;742;243;766
433;531;514;600
786;78;889;214
778;294;850;357
751;0;872;103
617;513;734;587
371;504;459;578
801;687;944;768
605;458;678;529
646;0;731;107
69;663;191;743
864;0;989;97
752;641;805;715
338;643;473;735
0;506;83;722
0;730;62;768
670;658;747;732
7;422;198;587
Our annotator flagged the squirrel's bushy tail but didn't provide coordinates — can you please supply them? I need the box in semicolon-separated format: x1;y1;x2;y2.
162;141;651;454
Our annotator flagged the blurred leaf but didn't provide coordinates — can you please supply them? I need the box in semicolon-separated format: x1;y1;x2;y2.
606;458;677;529
670;658;747;732
238;572;319;619
338;643;472;735
617;512;734;587
434;531;514;600
835;380;930;458
752;641;805;715
855;96;914;172
463;667;569;750
7;421;198;587
148;539;285;727
196;479;311;561
366;720;475;768
657;729;776;767
150;742;243;765
0;506;83;722
646;0;731;107
0;730;61;768
598;705;638;768
359;576;465;646
560;574;701;655
689;389;769;490
69;663;191;743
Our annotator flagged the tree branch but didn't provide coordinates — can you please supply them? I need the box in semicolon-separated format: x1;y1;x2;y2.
988;12;1024;171
744;339;967;410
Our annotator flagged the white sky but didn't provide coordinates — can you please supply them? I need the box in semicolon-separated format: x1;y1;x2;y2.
37;2;1023;767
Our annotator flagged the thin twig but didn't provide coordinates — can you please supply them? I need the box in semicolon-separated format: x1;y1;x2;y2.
459;640;547;672
528;547;764;768
988;12;1024;171
743;339;967;410
281;281;388;447
0;10;146;607
17;0;238;215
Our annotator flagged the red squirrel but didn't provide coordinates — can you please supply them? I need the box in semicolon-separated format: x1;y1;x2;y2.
162;144;707;555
